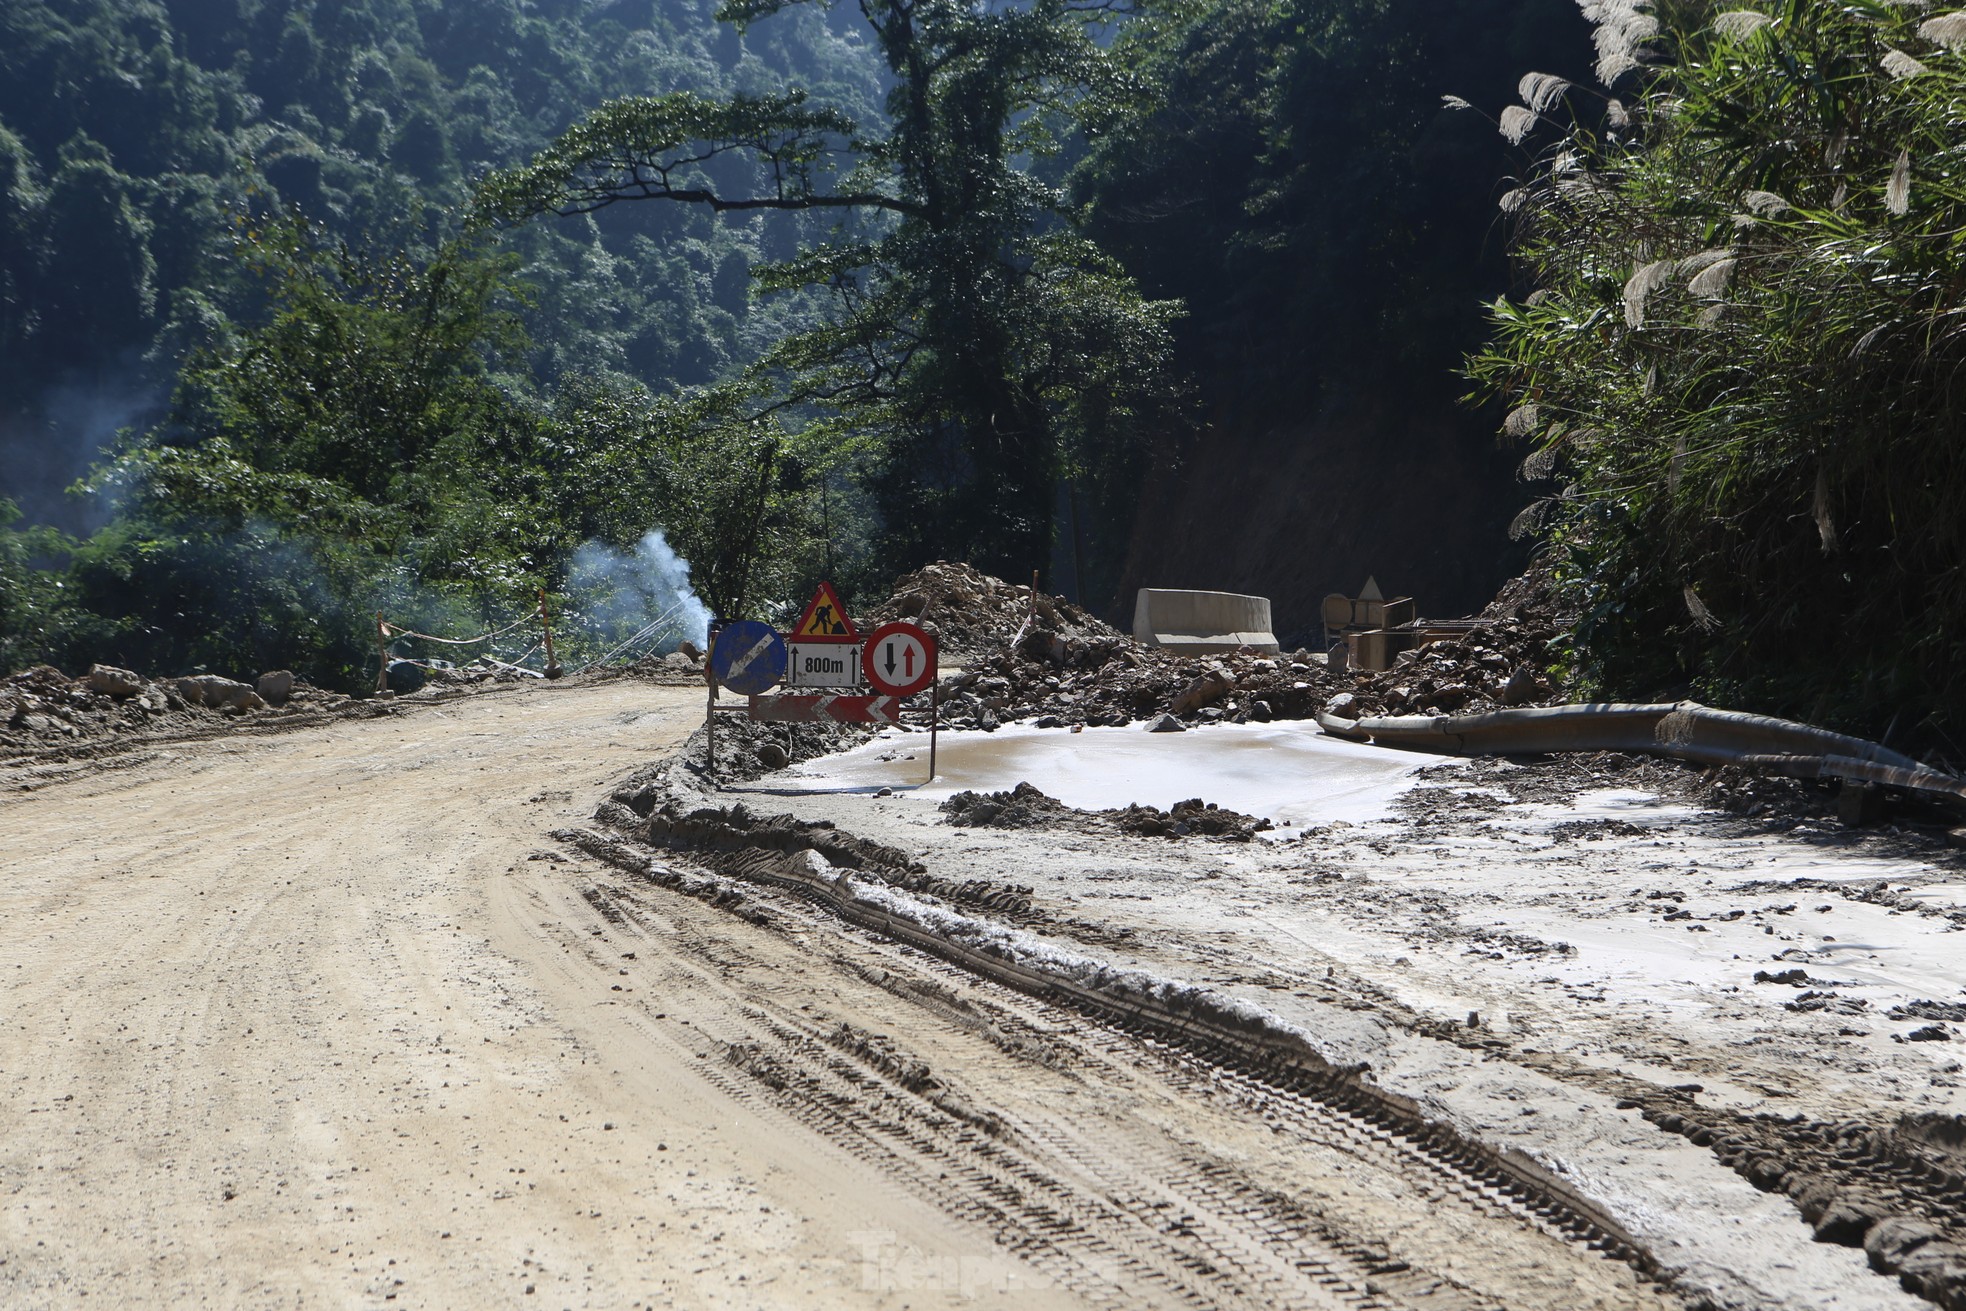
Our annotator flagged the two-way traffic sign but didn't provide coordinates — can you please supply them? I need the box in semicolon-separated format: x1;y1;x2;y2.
862;621;937;698
747;694;904;725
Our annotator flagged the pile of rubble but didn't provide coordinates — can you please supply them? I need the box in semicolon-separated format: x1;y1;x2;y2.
921;642;1337;732
880;565;1567;733
939;781;1274;842
865;562;1124;664
1;662;346;754
1335;617;1564;720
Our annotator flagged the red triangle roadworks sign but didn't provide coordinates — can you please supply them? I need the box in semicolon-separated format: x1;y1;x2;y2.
790;581;858;643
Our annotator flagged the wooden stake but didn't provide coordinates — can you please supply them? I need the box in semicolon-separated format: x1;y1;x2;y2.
538;587;561;679
375;612;390;693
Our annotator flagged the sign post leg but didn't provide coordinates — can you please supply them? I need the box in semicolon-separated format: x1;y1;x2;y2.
375;612;390;694
706;668;718;785
929;681;938;783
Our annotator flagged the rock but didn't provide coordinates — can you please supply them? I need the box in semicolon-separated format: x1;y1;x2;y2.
896;591;928;617
676;641;703;663
1146;712;1186;733
384;660;426;696
1432;682;1472;711
1324;692;1359;719
255;670;295;706
1249;700;1273;722
1502;666;1540;706
757;743;790;770
1171;666;1234;716
88;664;144;698
176;674;266;712
1016;628;1068;666
1866;1217;1945;1273
978;709;1000;732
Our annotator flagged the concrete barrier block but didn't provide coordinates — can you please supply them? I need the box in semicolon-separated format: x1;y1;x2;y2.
1133;589;1280;655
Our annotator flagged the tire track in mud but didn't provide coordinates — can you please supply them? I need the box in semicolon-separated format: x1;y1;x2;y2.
557;826;1680;1311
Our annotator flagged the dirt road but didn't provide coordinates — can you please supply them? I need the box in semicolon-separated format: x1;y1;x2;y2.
1;682;1092;1309
0;679;1700;1310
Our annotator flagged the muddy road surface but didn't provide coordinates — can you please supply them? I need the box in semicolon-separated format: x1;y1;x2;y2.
2;682;1075;1308
0;679;1931;1309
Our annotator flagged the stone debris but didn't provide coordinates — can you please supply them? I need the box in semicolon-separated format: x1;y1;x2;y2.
0;661;350;755
881;564;1567;734
865;561;1124;664
87;664;144;698
177;674;266;713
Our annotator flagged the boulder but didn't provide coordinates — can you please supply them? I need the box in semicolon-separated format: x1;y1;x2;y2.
1145;712;1186;733
88;664;144;698
384;660;427;696
757;743;790;770
176;675;265;712
256;670;295;706
1171;665;1235;716
1015;628;1068;666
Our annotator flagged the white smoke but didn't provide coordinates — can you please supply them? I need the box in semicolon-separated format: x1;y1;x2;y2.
567;529;714;658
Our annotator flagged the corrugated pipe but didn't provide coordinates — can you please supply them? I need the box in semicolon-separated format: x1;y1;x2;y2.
1317;701;1966;812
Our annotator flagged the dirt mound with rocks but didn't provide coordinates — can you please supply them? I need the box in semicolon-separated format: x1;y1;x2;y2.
1110;797;1273;841
0;662;356;757
940;781;1273;842
867;562;1124;664
866;565;1568;735
941;782;1080;829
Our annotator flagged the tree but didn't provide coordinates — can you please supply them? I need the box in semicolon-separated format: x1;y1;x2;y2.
472;0;1183;597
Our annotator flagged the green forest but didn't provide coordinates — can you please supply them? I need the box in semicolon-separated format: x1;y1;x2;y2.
2;0;1963;746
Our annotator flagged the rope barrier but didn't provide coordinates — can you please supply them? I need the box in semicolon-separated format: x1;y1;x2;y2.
378;610;538;645
375;591;698;691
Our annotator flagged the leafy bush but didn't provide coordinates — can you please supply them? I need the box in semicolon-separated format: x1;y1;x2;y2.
1469;0;1966;745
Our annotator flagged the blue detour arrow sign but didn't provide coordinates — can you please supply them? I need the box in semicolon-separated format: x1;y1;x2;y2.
710;620;787;696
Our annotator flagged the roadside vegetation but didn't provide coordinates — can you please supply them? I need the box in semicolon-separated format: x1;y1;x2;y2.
1470;0;1966;747
4;0;1964;749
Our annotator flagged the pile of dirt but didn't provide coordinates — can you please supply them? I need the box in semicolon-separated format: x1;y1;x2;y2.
1333;617;1566;720
0;662;354;756
1110;797;1273;841
940;781;1272;842
941;782;1081;829
865;562;1125;664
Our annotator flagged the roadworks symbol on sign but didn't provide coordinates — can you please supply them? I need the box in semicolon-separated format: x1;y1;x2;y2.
791;581;857;642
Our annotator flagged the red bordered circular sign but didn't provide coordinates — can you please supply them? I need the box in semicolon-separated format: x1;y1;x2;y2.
862;621;937;698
